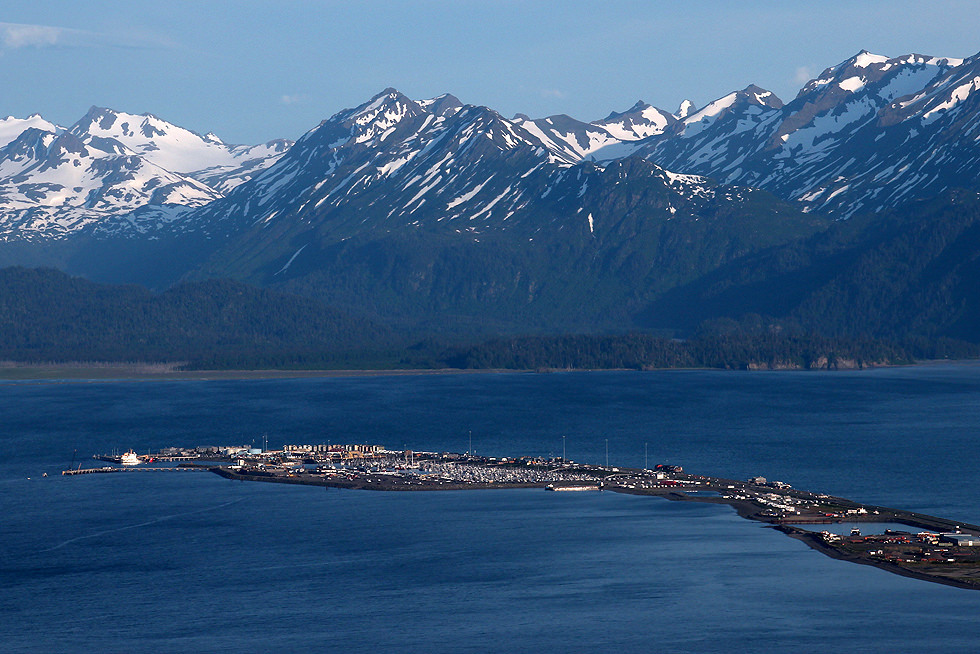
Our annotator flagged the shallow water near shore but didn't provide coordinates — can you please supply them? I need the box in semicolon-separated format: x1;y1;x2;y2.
3;364;980;652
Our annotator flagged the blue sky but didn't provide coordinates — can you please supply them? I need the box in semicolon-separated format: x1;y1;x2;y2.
2;0;978;144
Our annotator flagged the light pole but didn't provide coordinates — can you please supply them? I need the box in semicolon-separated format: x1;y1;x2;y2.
605;438;609;468
645;442;648;470
562;435;566;462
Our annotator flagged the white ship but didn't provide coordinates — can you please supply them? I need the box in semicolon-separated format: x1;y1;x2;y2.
120;450;140;466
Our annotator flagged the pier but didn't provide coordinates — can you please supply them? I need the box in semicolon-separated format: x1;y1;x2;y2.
62;466;118;475
62;466;209;476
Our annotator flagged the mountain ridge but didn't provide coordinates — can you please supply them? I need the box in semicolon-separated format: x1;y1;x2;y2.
1;48;979;341
2;47;978;243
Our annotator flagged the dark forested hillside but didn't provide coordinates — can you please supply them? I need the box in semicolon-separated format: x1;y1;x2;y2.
6;266;962;372
638;190;980;343
0;267;394;367
201;157;828;334
4;57;980;357
417;331;928;371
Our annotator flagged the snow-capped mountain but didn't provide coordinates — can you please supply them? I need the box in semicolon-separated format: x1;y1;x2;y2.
180;88;821;333
191;88;553;238
595;101;678;140
800;52;980;214
512;100;677;162
191;88;572;237
189;88;770;245
4;47;979;335
0;107;293;240
633;51;970;216
5;47;979;245
0;114;63;148
1;44;979;315
632;83;785;180
68;107;292;193
0;127;220;239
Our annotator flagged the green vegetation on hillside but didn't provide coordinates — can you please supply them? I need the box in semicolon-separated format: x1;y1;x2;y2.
199;158;829;334
422;331;932;371
0;267;394;368
2;258;977;372
640;189;980;344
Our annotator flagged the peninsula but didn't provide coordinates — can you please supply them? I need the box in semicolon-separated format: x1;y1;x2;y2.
71;442;980;590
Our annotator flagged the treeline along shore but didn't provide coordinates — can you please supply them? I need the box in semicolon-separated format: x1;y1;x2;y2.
2;267;978;373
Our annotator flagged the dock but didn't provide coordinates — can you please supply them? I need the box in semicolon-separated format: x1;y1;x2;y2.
62;466;210;476
62;466;118;475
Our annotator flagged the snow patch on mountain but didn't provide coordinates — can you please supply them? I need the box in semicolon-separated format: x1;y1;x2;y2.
72;107;234;173
853;52;890;68
675;100;696;119
4;46;980;243
921;75;980;122
0;124;220;240
68;107;292;191
0;114;63;149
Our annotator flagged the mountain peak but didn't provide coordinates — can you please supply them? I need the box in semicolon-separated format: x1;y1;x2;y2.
794;49;962;105
73;106;171;138
851;50;890;68
602;100;650;122
346;88;421;119
740;85;783;109
0;114;63;149
80;105;121;131
367;87;409;105
591;100;676;143
675;100;696;119
419;93;463;117
0;126;59;161
797;51;894;98
684;86;782;127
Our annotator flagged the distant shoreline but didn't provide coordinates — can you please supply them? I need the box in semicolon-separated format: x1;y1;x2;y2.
0;359;976;382
0;363;516;382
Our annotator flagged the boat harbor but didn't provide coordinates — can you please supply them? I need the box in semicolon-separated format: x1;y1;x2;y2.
61;439;980;590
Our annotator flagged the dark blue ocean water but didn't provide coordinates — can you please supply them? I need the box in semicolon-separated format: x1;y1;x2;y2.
3;364;980;652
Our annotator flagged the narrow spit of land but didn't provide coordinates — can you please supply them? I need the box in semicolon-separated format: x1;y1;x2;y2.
68;447;980;590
